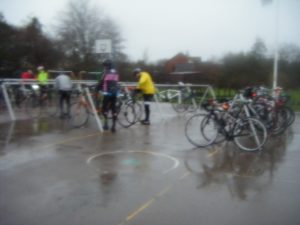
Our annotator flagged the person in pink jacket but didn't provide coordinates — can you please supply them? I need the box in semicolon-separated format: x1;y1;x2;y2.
98;59;119;132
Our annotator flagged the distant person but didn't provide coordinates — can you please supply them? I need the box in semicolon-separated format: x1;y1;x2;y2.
98;59;119;132
21;69;34;80
132;68;156;125
36;66;48;85
20;68;34;90
36;66;49;99
15;69;34;107
54;72;73;118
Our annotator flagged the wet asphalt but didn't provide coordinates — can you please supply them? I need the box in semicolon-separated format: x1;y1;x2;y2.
1;104;300;225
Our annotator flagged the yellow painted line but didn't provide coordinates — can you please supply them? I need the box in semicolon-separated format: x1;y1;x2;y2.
207;148;221;157
126;198;155;221
157;185;173;197
179;171;191;180
120;171;193;224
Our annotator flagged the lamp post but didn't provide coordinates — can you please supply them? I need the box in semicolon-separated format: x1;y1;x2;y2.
272;0;279;89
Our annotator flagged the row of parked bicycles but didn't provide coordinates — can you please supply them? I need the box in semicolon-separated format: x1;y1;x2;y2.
184;86;295;151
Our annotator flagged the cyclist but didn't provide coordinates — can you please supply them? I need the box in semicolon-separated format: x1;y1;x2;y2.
54;72;73;118
98;59;119;132
21;69;34;80
132;68;156;125
15;69;35;107
36;66;49;102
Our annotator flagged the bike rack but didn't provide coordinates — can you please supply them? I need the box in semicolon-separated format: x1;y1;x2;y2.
1;83;16;121
154;83;216;113
1;79;217;130
84;86;104;132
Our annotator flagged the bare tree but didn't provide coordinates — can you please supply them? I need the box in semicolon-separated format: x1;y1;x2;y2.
55;0;125;70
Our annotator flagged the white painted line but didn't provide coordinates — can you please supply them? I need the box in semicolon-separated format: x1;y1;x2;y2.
87;150;180;175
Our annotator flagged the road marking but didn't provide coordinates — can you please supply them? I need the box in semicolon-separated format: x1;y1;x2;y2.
157;184;173;197
87;150;180;175
126;198;155;221
207;147;221;157
117;171;192;225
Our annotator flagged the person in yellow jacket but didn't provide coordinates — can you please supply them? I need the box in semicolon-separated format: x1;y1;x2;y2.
36;65;49;100
37;66;48;85
133;68;156;125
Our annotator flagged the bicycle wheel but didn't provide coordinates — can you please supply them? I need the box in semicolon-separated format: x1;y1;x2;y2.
233;117;267;151
201;114;226;144
25;95;41;119
270;108;287;135
70;102;89;128
117;103;136;128
284;106;295;127
172;95;188;113
185;113;218;148
185;95;198;112
132;101;143;122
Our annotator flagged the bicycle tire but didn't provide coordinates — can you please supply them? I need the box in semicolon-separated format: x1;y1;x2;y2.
117;103;136;128
185;95;198;112
270;108;287;135
172;101;188;113
284;106;295;127
201;114;226;144
233;117;267;151
185;113;218;148
132;101;143;122
70;102;89;128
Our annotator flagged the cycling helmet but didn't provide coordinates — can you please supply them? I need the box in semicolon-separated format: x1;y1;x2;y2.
102;59;113;69
132;68;142;76
37;66;44;71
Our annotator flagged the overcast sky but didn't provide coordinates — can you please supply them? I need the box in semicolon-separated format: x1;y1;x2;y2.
1;0;300;62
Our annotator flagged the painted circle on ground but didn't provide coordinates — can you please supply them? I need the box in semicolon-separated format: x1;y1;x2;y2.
87;151;179;175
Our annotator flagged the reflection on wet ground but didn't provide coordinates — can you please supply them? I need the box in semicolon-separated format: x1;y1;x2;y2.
0;112;300;225
184;132;291;200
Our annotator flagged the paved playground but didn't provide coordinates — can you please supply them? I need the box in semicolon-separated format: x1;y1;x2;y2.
1;104;300;225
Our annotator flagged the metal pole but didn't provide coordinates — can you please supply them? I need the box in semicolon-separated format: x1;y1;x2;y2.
153;93;164;119
84;87;103;132
272;0;279;89
2;83;16;121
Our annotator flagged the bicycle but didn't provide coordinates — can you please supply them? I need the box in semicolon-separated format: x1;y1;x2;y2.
70;85;140;128
242;86;295;136
118;85;143;124
185;99;268;151
156;84;198;113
